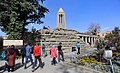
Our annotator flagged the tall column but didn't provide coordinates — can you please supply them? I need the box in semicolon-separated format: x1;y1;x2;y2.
85;37;87;43
56;8;66;29
82;36;84;41
88;37;90;43
94;37;96;44
91;37;93;45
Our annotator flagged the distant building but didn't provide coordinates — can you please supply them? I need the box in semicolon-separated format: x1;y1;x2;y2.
96;31;112;39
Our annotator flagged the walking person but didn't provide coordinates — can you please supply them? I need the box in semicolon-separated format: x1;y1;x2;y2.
57;42;64;62
7;45;16;72
76;42;81;54
2;46;10;71
24;44;33;69
50;45;57;65
32;43;43;71
21;45;26;65
42;44;45;57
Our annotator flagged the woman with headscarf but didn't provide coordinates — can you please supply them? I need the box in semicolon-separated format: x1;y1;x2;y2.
7;45;16;72
50;45;57;65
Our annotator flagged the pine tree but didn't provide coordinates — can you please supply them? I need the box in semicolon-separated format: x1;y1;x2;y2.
0;0;49;39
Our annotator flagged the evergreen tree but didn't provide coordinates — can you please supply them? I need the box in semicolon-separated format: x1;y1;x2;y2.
0;0;49;39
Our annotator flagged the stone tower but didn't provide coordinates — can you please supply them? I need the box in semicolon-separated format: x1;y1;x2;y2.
56;8;66;29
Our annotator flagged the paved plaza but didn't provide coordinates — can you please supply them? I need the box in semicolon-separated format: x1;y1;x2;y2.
0;48;102;73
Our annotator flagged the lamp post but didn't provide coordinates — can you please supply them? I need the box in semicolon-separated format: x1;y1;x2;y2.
41;29;43;47
40;29;46;47
104;50;114;73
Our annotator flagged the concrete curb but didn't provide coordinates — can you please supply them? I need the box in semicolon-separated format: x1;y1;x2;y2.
66;62;107;73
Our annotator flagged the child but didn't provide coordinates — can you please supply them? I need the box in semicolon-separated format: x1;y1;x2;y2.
50;45;57;65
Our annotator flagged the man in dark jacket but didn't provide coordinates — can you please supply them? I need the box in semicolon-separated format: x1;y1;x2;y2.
21;45;26;65
57;42;64;62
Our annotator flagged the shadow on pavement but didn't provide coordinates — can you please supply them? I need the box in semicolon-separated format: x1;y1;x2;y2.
31;66;39;72
0;66;4;73
15;63;23;71
0;64;5;73
57;63;84;73
25;64;33;69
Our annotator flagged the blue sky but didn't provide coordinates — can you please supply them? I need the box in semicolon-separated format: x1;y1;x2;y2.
0;0;120;36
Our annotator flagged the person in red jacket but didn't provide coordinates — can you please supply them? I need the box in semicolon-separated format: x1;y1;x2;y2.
50;45;57;65
32;43;43;69
7;45;16;72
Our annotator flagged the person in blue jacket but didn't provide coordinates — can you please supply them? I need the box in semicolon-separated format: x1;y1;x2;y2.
76;42;81;54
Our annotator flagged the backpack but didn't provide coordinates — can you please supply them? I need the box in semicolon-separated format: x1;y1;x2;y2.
1;51;6;59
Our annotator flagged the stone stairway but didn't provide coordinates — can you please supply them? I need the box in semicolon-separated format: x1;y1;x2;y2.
39;28;91;51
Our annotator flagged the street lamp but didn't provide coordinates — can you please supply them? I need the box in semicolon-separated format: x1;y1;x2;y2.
40;29;43;47
104;50;114;73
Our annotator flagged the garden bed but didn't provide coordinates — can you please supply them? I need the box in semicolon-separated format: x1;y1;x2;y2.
74;51;120;73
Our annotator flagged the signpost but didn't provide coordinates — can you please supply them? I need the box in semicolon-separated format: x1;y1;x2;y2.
3;40;23;49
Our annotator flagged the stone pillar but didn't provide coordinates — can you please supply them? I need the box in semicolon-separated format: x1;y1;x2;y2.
85;37;87;43
94;37;96;44
88;37;90;43
91;37;93;45
82;36;84;41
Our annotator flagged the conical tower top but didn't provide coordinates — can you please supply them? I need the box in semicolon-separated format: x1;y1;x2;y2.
58;8;64;12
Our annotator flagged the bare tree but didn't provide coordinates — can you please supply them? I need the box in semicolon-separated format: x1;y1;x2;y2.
88;23;101;35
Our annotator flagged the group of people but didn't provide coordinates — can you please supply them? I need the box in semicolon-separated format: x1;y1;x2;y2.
21;43;44;70
1;42;66;72
1;43;44;72
50;42;65;65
